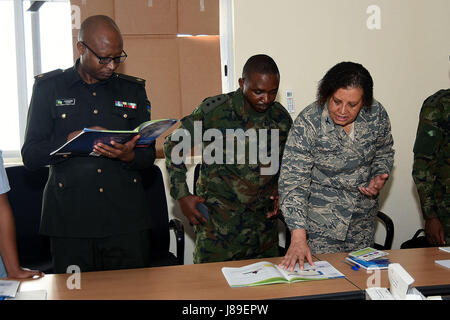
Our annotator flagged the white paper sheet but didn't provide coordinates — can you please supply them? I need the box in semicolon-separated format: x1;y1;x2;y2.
0;280;20;298
435;259;450;269
6;290;47;300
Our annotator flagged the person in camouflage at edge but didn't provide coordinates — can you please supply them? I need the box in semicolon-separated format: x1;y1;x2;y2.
278;62;394;270
164;54;292;263
412;88;450;245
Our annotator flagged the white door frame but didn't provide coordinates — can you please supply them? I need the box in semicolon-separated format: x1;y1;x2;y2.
219;0;235;93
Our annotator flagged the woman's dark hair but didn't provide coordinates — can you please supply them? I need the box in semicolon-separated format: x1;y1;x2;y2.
317;61;373;108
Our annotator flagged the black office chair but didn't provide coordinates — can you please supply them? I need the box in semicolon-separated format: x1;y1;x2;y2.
192;163;291;255
140;165;185;266
400;229;434;249
5;165;53;273
373;211;394;250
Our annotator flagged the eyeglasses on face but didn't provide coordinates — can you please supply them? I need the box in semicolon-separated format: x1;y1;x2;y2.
81;41;127;65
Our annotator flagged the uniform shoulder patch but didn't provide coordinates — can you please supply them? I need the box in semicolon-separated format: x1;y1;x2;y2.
423;89;450;107
200;93;230;114
34;69;63;82
115;73;146;86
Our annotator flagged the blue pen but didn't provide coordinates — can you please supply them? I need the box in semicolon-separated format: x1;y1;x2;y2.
343;260;360;271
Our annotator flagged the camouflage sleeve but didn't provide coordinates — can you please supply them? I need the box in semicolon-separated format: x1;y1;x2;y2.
412;96;444;219
278;113;315;231
273;113;293;190
370;103;394;179
163;106;204;200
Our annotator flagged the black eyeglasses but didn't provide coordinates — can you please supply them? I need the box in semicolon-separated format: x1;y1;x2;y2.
81;41;127;65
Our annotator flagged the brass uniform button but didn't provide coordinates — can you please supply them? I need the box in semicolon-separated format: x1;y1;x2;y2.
92;92;96;96
123;114;128;119
133;178;137;183
99;188;104;193
93;109;99;114
63;155;68;158
61;113;66;119
58;183;63;188
97;168;102;173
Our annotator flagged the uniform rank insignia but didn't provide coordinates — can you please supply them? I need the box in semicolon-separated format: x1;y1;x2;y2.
115;101;137;109
56;98;75;106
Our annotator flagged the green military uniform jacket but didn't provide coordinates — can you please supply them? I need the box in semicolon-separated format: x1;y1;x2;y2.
412;89;449;232
21;60;155;238
164;89;292;262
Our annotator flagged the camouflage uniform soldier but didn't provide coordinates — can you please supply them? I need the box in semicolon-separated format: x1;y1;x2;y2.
278;62;394;270
412;89;450;245
164;55;292;263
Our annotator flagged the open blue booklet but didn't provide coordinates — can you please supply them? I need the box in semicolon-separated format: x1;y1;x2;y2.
50;118;177;156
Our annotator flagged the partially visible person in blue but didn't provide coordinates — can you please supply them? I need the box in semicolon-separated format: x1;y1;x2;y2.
0;150;43;279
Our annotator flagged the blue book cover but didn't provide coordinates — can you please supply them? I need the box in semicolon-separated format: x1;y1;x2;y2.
50;119;177;156
346;256;390;270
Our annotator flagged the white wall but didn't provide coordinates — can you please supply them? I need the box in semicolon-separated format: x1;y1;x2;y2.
229;0;450;249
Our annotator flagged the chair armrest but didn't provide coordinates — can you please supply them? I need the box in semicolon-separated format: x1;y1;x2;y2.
169;218;185;265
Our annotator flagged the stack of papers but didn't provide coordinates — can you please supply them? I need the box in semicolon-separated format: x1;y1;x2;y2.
346;247;390;270
0;280;47;300
0;280;20;300
348;247;389;261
